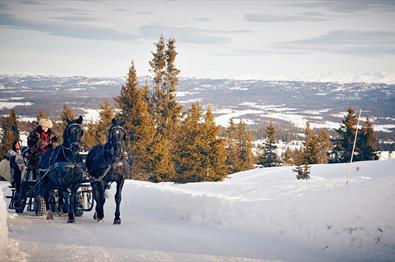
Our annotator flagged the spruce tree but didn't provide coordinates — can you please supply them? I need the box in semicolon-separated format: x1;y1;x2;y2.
356;118;378;161
303;122;321;164
257;122;280;167
175;103;227;183
318;129;332;164
150;35;166;130
282;147;293;165
293;149;311;180
115;62;156;180
56;104;75;142
163;38;182;141
332;107;358;163
96;100;115;144
225;119;240;173
148;36;182;181
236;120;255;171
131;87;156;179
0;109;19;159
175;102;204;182
82;121;98;148
201;106;227;181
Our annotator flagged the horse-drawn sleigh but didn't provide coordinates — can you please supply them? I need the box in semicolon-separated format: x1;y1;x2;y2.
2;116;128;224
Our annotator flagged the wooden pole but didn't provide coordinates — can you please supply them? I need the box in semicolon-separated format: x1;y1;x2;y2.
347;108;362;184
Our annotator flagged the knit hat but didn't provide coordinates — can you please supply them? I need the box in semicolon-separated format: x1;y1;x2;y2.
39;118;53;129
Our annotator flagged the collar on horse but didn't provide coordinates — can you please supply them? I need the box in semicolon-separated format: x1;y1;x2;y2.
90;144;125;183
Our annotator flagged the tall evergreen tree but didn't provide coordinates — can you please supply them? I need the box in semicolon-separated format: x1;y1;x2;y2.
56;104;75;143
303;122;321;164
163;38;182;141
83;100;114;148
150;37;182;142
332;107;358;163
175;102;204;182
257;122;281;167
148;36;182;181
82;121;98;148
150;35;166;130
0;109;19;159
282;147;293;165
236;120;255;172
318;129;332;164
202;106;228;181
96;100;115;144
225;119;241;173
115;62;156;180
176;103;227;183
131;87;156;179
355;118;379;161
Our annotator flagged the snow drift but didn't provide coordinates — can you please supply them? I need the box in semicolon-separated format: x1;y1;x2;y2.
1;159;394;261
0;188;8;257
123;160;395;261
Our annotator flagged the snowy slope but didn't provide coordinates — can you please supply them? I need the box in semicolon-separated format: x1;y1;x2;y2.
1;160;395;261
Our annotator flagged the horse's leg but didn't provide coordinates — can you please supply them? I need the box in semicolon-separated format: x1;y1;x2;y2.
113;178;124;225
57;190;63;215
62;190;69;214
67;187;77;223
92;181;105;221
44;189;53;220
91;183;98;220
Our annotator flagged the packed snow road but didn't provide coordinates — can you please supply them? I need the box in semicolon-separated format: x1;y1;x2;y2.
1;159;395;261
2;188;293;262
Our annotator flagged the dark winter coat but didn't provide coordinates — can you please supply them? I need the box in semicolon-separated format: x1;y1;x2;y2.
27;127;58;174
27;126;57;153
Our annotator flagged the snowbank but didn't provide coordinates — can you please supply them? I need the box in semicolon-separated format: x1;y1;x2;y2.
123;160;395;261
1;160;394;261
0;186;8;257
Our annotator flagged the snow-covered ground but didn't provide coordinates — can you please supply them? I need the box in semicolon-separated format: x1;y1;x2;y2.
1;160;395;261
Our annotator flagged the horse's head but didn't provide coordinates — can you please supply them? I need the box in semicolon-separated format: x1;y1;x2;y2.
108;118;126;159
63;115;84;154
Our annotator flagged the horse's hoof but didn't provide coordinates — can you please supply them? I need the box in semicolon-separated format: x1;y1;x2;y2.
67;218;75;224
46;210;54;220
95;211;104;222
113;218;121;225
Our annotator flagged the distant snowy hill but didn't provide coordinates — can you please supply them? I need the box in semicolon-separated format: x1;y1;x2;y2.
1;74;395;135
234;72;395;85
1;159;394;261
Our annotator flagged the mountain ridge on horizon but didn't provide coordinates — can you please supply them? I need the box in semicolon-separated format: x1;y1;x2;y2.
1;72;395;85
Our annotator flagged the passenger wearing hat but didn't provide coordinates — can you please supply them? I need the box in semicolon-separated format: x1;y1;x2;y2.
28;118;57;152
27;118;58;178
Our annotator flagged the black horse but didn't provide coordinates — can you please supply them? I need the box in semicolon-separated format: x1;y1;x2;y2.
86;118;127;224
37;116;84;223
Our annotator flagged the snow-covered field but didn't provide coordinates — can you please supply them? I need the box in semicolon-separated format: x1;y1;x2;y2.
1;160;395;261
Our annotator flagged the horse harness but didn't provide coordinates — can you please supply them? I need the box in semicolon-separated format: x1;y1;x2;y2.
90;145;125;183
90;126;126;183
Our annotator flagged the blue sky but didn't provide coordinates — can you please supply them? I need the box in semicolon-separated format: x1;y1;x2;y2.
0;0;394;80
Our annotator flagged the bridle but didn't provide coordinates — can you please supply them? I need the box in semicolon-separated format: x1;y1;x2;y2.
63;123;83;150
107;126;126;157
